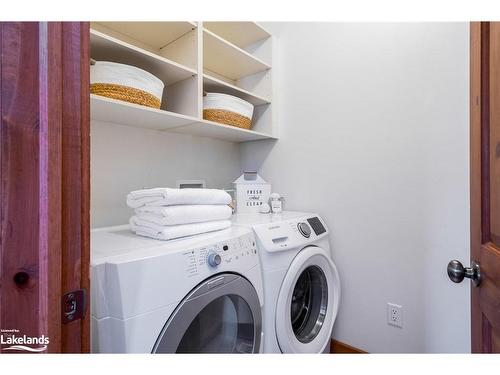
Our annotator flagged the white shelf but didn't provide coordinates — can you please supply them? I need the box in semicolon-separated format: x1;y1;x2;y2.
169;119;276;142
203;22;270;48
93;22;196;50
203;74;271;106
90;29;197;86
91;95;276;143
91;95;196;130
203;29;271;81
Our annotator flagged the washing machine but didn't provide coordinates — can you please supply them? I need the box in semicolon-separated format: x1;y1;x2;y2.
91;224;264;353
232;211;340;353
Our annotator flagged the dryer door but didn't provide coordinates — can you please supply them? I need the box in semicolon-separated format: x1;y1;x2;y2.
152;273;262;353
275;246;340;353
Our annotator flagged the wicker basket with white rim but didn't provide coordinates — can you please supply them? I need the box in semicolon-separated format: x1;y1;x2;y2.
203;92;254;130
90;61;165;109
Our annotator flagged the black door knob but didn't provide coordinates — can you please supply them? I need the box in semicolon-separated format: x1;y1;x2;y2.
447;260;481;287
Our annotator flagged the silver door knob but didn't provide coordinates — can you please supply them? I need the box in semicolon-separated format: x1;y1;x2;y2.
447;260;481;287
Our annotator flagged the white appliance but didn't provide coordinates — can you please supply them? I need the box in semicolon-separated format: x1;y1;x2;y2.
232;211;340;353
91;225;264;353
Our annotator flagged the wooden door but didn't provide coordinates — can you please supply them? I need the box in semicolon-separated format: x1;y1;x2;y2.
470;22;500;353
0;22;90;353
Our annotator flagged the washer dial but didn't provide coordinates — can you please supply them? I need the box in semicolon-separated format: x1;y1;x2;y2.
297;222;312;238
207;251;222;268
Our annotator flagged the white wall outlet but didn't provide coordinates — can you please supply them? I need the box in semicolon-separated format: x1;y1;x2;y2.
387;303;403;328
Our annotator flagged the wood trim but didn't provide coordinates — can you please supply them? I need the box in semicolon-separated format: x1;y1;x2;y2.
79;21;91;355
0;22;61;352
60;21;90;353
480;22;491;245
38;21;64;353
0;22;90;353
330;339;367;354
470;21;483;354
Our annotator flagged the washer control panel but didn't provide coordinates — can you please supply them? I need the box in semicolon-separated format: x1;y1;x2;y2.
252;215;328;253
182;232;258;276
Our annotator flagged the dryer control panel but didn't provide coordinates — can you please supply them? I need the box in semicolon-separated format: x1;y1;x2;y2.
183;232;258;276
252;215;328;253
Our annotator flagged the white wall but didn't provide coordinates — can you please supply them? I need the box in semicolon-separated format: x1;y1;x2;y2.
241;23;471;353
91;121;241;227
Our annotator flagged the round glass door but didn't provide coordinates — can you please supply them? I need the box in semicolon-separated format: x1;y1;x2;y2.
177;294;254;353
152;273;262;353
275;246;340;353
290;265;328;343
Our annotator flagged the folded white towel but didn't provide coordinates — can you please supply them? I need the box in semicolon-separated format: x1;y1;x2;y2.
127;188;231;208
135;204;232;226
129;216;231;241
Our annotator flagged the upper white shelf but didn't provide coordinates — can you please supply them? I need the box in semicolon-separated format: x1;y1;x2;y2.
203;74;271;106
92;22;197;50
203;29;271;81
90;29;197;86
203;22;270;48
91;94;276;143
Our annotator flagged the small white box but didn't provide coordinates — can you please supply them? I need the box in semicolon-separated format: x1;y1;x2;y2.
233;172;271;213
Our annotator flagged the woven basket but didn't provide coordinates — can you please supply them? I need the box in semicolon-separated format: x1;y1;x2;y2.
91;83;161;109
90;61;164;109
203;109;252;130
203;93;254;130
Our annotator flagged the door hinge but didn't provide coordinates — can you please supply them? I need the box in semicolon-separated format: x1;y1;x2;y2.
62;289;86;324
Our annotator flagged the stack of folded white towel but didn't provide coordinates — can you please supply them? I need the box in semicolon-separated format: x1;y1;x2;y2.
127;188;233;241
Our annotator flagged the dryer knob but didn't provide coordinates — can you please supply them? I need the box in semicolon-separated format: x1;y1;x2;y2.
298;222;312;238
207;251;222;268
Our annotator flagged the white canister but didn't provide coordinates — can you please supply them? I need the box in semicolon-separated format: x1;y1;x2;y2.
233;172;271;214
270;193;283;213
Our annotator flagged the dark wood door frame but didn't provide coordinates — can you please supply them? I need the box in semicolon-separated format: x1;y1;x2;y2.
470;20;482;355
470;21;500;354
0;22;90;353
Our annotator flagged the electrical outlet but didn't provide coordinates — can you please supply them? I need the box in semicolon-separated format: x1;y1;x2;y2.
387;303;403;328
